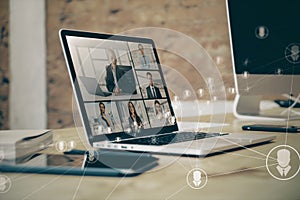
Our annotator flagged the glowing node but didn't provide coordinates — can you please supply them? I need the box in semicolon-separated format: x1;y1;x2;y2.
183;89;191;99
197;88;204;97
242;71;250;79
55;140;67;152
228;87;235;94
215;56;223;65
276;68;282;75
67;140;76;151
186;168;208;189
86;149;99;164
266;145;300;181
212;96;217;101
285;43;300;64
255;25;269;39
0;175;11;193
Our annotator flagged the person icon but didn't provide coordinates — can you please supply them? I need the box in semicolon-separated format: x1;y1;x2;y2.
0;175;11;193
138;44;152;68
276;149;291;177
266;145;300;181
258;26;266;38
255;26;268;39
56;140;67;152
192;170;202;187
186;168;208;189
86;149;98;164
285;43;300;64
276;68;282;75
88;150;95;162
291;45;299;61
67;140;76;151
146;72;162;99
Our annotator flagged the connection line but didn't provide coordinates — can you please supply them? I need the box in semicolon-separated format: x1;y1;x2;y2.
11;154;77;182
225;152;272;161
221;137;277;161
175;159;190;172
208;163;277;178
164;185;188;200
20;165;78;200
104;152;148;200
72;164;88;200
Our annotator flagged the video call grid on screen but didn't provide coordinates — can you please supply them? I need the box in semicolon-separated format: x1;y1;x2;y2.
66;35;176;140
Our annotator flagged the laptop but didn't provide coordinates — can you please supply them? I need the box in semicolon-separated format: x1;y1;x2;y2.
59;29;275;156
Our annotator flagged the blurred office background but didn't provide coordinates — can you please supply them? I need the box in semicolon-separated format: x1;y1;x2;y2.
0;0;234;130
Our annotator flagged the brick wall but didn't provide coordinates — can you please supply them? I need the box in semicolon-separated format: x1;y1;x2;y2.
0;0;9;130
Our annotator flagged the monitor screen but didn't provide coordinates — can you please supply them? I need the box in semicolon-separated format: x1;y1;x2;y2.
227;0;300;75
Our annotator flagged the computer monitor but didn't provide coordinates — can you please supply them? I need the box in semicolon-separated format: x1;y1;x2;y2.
226;0;300;120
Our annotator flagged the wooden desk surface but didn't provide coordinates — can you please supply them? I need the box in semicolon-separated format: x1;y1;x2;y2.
1;113;300;200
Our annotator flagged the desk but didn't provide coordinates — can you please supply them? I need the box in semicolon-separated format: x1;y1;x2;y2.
1;113;300;200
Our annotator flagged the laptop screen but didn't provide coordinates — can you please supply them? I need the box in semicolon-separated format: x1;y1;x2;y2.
60;30;178;144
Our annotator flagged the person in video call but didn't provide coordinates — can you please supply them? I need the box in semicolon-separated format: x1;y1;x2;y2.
154;100;164;120
153;100;170;127
146;72;162;99
96;102;114;131
128;101;143;130
138;43;152;68
105;49;123;94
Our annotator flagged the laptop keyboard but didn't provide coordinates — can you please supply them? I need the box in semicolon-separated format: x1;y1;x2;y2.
113;132;228;146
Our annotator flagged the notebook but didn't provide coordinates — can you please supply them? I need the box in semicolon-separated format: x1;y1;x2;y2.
59;29;275;156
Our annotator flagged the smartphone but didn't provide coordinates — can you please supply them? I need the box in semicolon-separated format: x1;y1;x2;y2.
274;99;300;108
0;150;158;177
242;124;300;133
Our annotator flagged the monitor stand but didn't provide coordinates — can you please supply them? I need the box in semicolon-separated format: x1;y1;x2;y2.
233;94;300;121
